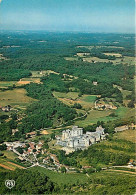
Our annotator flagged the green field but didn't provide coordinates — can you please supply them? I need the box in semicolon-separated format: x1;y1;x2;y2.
65;46;135;66
31;166;135;195
75;106;133;127
0;157;25;171
114;129;136;143
53;92;96;110
53;91;79;100
31;166;88;186
0;88;36;107
75;110;112;126
0;81;17;88
2;151;17;160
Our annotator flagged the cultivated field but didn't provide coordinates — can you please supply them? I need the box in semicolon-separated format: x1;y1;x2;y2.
0;88;36;107
53;91;96;110
0;157;25;171
114;129;136;143
0;81;17;88
17;77;41;85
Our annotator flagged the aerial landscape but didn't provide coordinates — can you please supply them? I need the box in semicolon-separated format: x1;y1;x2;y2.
0;0;135;194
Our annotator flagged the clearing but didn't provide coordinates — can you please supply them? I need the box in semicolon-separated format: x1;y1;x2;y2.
0;88;36;107
0;81;17;89
114;129;136;143
53;91;96;110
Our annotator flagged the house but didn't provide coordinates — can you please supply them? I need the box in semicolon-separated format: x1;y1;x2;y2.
12;129;18;135
115;125;128;132
26;131;36;138
93;81;98;86
1;105;11;112
36;142;43;150
29;142;35;150
129;123;136;130
18;156;24;161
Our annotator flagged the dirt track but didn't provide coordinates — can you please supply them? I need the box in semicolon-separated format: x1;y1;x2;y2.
7;162;25;169
108;169;136;175
0;163;14;170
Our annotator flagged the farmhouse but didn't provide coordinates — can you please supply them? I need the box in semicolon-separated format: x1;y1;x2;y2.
1;105;11;112
115;125;128;132
56;126;106;151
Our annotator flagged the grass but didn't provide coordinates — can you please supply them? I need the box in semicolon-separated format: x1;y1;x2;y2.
75;106;133;127
0;81;17;88
53;91;79;100
17;77;41;84
31;166;88;186
0;157;25;171
103;53;122;57
64;57;78;61
82;95;97;103
114;129;136;143
75;110;112;127
67;46;135;66
2;151;17;160
31;70;59;78
0;88;36;107
53;92;96;110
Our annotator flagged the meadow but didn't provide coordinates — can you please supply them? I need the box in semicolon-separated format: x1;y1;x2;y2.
74;107;133;127
0;88;36;107
31;166;89;186
114;129;136;143
53;91;96;110
0;154;25;171
0;81;17;88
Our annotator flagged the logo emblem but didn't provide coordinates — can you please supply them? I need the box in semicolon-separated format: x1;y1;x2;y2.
5;180;15;189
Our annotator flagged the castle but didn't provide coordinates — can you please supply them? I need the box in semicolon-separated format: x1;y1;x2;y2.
56;126;106;150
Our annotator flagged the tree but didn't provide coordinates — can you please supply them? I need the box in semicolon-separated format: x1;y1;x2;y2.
60;167;67;173
51;133;55;140
127;101;135;108
16;147;23;154
83;169;87;174
0;144;7;151
36;130;40;136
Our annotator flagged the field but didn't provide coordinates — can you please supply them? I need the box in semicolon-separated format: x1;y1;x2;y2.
75;107;133;127
2;151;17;160
17;77;41;85
65;46;135;66
31;70;59;78
75;110;112;127
53;91;96;110
31;166;88;186
0;88;36;107
0;81;17;88
103;52;122;57
64;57;78;61
31;166;135;192
0;156;25;171
114;129;136;143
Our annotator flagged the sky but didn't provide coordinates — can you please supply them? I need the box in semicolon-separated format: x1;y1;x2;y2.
0;0;135;33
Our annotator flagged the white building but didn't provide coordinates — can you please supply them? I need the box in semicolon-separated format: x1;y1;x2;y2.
57;126;105;151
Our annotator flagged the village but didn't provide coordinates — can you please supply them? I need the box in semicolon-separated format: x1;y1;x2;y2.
0;123;135;173
2;125;107;172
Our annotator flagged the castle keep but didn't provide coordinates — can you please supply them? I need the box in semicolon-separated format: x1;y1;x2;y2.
56;126;106;150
